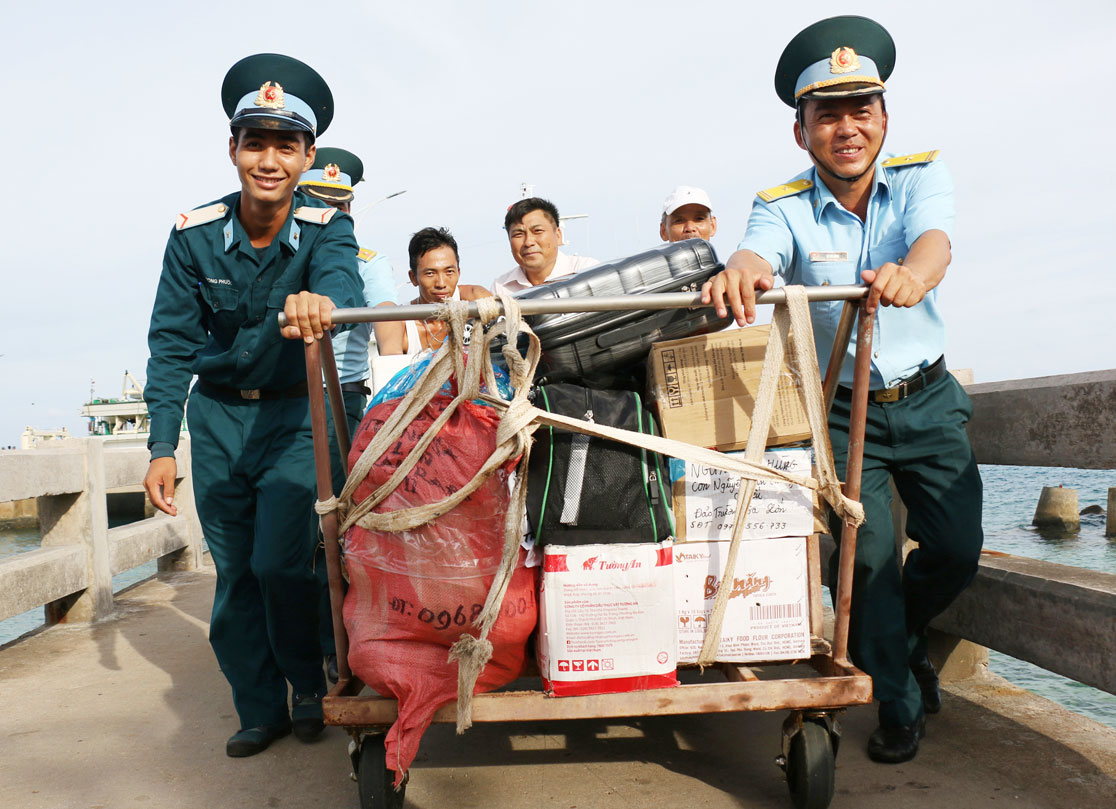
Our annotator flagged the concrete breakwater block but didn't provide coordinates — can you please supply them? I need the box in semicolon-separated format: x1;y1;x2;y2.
1033;486;1079;531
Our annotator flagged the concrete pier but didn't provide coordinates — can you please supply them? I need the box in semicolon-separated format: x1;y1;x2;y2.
1;565;1114;809
1032;486;1079;531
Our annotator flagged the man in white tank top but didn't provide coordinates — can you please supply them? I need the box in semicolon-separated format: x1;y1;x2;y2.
403;227;491;354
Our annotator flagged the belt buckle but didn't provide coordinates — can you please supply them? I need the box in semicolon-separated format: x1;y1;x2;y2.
240;389;261;400
875;385;901;403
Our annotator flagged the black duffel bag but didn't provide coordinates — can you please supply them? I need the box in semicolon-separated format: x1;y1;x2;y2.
526;383;674;545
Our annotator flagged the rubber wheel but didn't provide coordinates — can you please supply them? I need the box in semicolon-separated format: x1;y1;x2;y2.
786;720;835;809
357;734;406;809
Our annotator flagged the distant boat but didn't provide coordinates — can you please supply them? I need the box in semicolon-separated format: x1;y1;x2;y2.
21;372;186;449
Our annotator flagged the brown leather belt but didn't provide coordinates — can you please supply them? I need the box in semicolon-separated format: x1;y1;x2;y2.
837;355;947;403
198;379;309;401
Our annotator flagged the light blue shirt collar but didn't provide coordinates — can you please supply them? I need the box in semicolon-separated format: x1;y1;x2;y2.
811;161;892;223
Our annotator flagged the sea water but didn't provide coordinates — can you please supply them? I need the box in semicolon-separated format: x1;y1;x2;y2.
1;465;1114;727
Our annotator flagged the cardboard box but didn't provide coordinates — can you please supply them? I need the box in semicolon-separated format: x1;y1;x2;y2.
538;542;678;696
648;325;811;450
673;537;810;663
669;448;817;542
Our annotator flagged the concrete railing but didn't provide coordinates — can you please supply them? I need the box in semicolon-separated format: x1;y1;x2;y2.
965;369;1116;470
0;439;203;627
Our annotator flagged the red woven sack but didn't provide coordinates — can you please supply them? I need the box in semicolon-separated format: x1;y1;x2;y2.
343;394;537;781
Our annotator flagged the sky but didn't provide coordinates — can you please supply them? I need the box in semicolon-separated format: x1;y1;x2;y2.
1;1;1114;445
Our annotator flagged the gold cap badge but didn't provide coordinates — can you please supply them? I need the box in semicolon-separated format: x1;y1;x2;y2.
253;81;285;109
830;47;860;74
322;163;342;183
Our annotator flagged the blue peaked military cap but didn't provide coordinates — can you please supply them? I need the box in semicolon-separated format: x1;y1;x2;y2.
222;53;334;137
775;16;896;108
300;146;364;204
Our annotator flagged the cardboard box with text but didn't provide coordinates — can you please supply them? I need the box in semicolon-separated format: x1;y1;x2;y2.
673;537;810;663
648;325;811;450
538;542;678;696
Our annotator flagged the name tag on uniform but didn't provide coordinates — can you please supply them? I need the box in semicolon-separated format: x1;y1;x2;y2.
809;251;849;262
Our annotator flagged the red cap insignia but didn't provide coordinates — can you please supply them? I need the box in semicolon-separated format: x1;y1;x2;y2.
829;47;860;75
322;163;342;183
253;81;286;109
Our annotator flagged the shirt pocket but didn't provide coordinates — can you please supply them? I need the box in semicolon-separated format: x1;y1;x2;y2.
796;254;856;324
868;237;908;270
198;282;241;338
266;281;302;312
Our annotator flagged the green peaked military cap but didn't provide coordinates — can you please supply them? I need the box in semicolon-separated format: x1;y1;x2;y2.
222;53;334;137
299;146;364;203
775;15;896;108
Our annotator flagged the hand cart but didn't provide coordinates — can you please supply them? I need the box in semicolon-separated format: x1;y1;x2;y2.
292;286;875;809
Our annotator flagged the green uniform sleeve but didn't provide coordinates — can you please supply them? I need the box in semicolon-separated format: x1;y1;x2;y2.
145;230;206;453
308;212;362;310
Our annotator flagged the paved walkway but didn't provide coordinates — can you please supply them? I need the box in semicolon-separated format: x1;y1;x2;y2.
2;565;1115;809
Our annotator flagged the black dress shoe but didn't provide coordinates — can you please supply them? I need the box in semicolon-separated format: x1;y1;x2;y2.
868;717;925;764
911;654;942;714
226;720;292;758
292;691;325;742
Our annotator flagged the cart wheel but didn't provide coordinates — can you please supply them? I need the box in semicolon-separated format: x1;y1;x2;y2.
785;719;835;809
357;734;406;809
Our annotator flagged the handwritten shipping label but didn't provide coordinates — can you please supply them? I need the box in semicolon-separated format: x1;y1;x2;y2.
669;448;814;541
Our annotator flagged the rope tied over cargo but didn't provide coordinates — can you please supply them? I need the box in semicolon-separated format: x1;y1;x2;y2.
695;285;862;668
327;285;861;733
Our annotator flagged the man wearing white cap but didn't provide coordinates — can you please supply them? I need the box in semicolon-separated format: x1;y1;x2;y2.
660;186;717;243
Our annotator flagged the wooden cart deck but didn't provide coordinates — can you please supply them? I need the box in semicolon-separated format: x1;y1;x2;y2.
325;642;873;729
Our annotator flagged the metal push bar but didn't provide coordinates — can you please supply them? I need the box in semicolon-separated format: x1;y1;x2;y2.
280;285;869;328
301;285;872;692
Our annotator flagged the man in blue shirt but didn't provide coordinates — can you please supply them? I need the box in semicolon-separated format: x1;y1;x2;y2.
300;146;403;431
703;16;983;764
142;53;362;757
298;146;402;683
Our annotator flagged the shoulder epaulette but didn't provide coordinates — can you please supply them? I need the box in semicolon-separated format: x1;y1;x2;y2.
882;150;940;169
292;206;337;225
756;179;813;203
356;247;377;262
175;202;229;231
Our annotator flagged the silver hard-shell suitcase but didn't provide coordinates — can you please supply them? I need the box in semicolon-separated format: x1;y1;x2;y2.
504;239;731;383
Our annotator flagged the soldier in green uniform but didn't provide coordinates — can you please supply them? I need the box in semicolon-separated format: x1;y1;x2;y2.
703;17;983;763
142;53;362;758
298;146;403;682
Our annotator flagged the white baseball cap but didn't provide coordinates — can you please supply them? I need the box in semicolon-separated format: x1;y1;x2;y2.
662;186;713;217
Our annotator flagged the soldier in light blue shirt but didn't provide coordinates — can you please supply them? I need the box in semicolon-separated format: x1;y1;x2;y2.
299;146;403;683
300;146;403;428
704;15;983;765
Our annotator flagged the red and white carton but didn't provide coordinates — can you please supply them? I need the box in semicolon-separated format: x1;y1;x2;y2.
538;541;678;697
674;537;810;663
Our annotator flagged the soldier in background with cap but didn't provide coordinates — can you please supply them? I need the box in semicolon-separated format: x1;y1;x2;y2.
298;146;402;683
142;53;362;757
660;185;717;243
703;16;983;763
299;146;404;431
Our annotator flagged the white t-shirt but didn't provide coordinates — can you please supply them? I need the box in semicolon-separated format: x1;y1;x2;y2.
493;251;599;294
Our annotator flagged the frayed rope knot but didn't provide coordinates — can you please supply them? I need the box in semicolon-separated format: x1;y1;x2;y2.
448;634;494;734
314;496;338;515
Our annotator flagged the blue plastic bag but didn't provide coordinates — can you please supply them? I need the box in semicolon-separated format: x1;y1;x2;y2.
367;350;514;413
